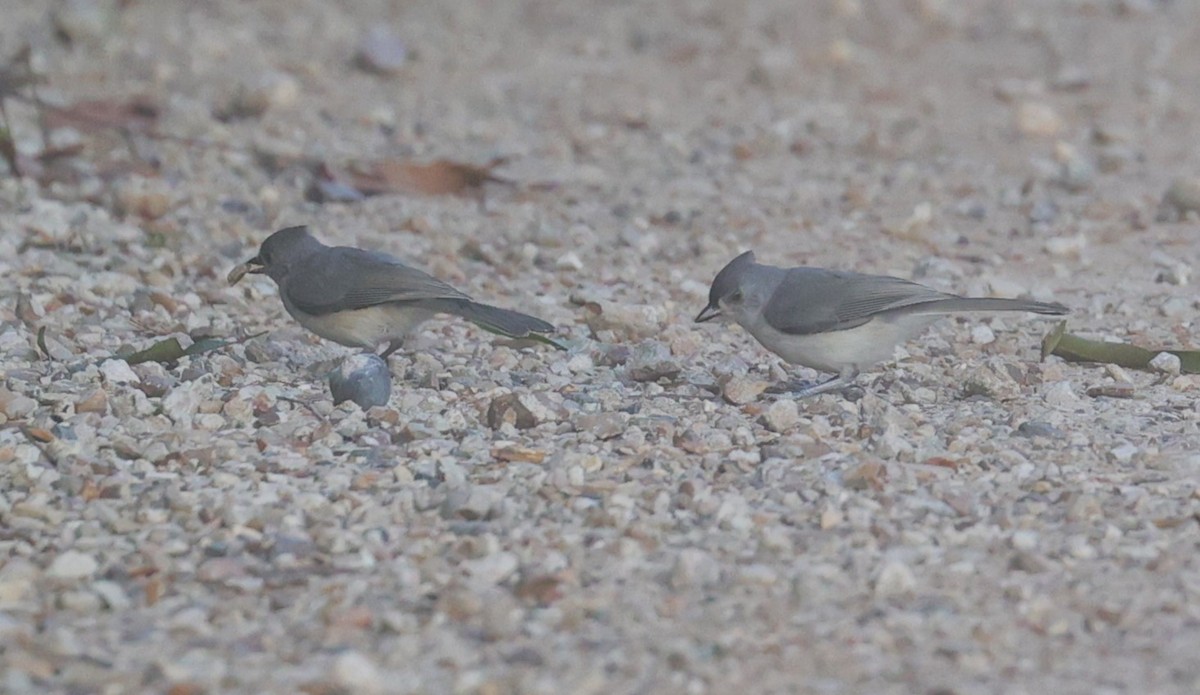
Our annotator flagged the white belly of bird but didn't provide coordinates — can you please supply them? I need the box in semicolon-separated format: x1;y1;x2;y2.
742;314;940;374
285;301;435;349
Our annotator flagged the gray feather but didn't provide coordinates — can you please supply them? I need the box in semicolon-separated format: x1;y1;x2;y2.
414;298;555;337
284;246;471;316
763;268;1067;335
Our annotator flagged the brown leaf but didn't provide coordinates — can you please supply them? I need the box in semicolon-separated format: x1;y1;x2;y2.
492;445;546;464
513;574;565;605
44;96;159;134
344;157;510;197
924;456;961;470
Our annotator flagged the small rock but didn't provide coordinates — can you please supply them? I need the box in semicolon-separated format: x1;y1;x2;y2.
1054;142;1094;191
873;561;916;598
1042;381;1078;408
216;71;300;120
328;354;392;408
970;324;996;345
625;340;680;382
1017;421;1064;439
92;580;130;610
46;551;99;580
113;176;173;220
1044;233;1086;258
356;28;408;75
332;651;384;695
574;412;626;440
75;390;107;414
1011;530;1039;552
1028;199;1058;224
441;486;503;521
1016;102;1063;137
464;551;520;586
100;359;140;384
583;302;666;341
671;548;721;588
52;0;115;44
722;376;768;405
1148;352;1181;376
162;380;209;426
0;389;37;419
1065;494;1102;522
1160;177;1200;220
1159;297;1192;318
1086;383;1135;399
555;252;583;270
1108;441;1138;464
762;399;799;433
486;394;530;429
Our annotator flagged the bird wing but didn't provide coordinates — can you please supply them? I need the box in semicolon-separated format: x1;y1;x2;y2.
763;268;956;335
284;246;472;316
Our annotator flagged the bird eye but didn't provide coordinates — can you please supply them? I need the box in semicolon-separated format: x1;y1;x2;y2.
728;290;743;303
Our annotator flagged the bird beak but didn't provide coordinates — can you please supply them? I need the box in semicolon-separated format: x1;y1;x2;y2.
227;256;264;285
694;303;721;323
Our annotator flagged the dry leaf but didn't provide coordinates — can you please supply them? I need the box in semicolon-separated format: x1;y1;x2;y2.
344;156;510;196
492;445;547;464
44;96;159;134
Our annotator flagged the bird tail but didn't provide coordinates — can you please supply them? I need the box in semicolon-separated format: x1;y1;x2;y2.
424;299;562;346
898;297;1069;316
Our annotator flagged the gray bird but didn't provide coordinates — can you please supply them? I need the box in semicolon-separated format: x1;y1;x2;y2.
695;251;1069;398
230;226;557;358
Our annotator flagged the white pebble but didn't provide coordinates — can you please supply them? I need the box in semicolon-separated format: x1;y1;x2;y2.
970;324;996;345
332;651;384;695
100;359;140;384
1148;352;1181;376
873;561;916;598
46;551;99;579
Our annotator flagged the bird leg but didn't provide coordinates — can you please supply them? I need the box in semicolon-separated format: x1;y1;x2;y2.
379;339;405;359
788;366;860;399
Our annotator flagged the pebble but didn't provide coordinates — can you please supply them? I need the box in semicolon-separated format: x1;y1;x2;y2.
46;551;99;580
1086;383;1135;399
1016;102;1064;137
442;486;504;521
100;359;141;384
671;548;721;588
583;302;666;340
1108;441;1138;464
332;651;384;695
75;390;107;415
873;561;916;598
356;28;408;75
113;177;173;220
970;325;996;345
1044;233;1087;258
1160;177;1200;218
1159;297;1192;318
1042;381;1078;408
0;389;37;419
574;412;626;440
625;340;680;382
1017;421;1065;439
1148;352;1181;376
556;252;584;270
91;580;130;610
486;392;559;429
761;399;799;433
328;354;392;408
52;0;114;44
722;376;768;405
1011;530;1040;552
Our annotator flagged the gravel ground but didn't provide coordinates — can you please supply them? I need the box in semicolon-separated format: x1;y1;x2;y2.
2;1;1199;693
